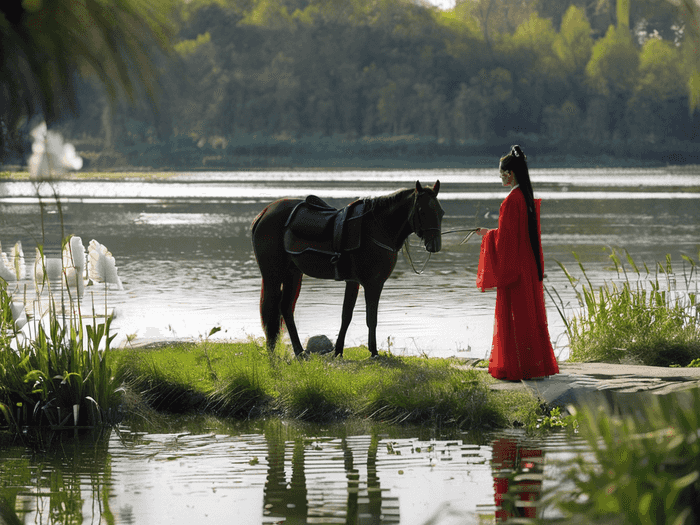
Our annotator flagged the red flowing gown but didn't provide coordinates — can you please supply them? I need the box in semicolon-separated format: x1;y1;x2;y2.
476;187;559;380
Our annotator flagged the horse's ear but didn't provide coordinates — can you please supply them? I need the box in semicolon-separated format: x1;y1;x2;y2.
433;180;440;195
415;181;423;192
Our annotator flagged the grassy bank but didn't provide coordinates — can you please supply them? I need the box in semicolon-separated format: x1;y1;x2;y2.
112;339;541;432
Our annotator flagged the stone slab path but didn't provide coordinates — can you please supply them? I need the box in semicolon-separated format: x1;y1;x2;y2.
486;362;700;407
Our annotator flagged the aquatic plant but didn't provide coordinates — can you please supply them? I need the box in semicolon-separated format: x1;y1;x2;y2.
557;389;700;524
548;248;700;366
0;271;122;430
0;127;125;432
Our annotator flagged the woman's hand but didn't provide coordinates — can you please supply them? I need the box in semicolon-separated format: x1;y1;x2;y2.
476;228;488;237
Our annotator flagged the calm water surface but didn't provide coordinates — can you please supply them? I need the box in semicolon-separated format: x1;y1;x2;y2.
1;167;697;523
0;419;587;524
1;166;699;359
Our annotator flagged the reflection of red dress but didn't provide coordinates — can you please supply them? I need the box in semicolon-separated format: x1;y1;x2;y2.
476;187;559;380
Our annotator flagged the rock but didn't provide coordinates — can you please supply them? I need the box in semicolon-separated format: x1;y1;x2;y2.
306;335;334;355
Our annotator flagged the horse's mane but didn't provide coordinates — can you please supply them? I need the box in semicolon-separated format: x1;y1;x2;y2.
364;187;415;214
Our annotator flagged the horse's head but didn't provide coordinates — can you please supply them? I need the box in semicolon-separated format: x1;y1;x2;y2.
410;180;443;253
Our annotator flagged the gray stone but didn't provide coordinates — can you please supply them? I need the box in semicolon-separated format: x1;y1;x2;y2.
306;335;334;354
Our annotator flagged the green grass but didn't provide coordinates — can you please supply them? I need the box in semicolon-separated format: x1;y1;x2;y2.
549;248;700;366
112;339;542;431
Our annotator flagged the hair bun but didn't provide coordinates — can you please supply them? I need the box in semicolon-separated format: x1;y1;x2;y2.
511;145;526;160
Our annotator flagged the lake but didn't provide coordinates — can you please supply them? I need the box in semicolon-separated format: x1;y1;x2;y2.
1;166;698;524
0;418;586;524
1;166;699;359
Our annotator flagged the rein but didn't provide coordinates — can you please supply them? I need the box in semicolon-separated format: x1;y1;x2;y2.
402;228;482;275
365;192;483;275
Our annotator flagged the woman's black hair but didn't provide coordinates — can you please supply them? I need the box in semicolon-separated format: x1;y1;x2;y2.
500;145;543;281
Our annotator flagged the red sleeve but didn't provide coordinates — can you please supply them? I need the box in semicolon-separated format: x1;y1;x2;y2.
476;191;523;291
476;229;497;291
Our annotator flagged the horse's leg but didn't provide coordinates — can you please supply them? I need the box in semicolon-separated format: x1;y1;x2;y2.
260;277;283;352
364;283;384;357
335;281;360;357
281;268;305;356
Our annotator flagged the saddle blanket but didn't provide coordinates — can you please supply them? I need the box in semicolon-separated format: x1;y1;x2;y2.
283;196;365;261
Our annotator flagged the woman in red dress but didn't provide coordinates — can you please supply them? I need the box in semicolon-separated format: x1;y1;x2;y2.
476;145;559;380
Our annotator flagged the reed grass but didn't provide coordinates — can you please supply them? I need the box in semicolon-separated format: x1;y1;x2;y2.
556;389;700;524
549;248;700;366
0;278;122;431
113;339;541;431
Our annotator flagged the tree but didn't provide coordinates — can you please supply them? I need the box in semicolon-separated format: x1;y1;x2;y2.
0;0;176;159
676;0;700;111
628;37;687;142
553;5;594;77
585;24;639;97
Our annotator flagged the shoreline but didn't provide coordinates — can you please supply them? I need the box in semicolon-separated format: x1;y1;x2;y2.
3;157;700;177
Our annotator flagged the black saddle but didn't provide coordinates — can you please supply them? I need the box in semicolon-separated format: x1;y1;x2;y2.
283;196;365;279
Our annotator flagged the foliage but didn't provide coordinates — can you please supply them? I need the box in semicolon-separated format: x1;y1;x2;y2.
25;0;697;171
114;340;536;430
0;277;122;432
550;249;700;366
0;0;176;158
528;406;578;433
558;390;700;524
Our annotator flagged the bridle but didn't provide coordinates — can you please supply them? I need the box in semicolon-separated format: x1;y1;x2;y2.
369;190;443;273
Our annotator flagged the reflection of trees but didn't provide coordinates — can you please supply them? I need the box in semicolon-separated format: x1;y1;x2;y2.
262;422;391;524
491;437;544;522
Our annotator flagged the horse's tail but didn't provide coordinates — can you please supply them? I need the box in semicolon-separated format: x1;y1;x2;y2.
251;202;283;350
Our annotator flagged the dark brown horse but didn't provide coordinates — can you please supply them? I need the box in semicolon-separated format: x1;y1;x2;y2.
251;181;443;357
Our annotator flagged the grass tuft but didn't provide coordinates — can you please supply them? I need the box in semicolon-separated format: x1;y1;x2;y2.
549;248;700;366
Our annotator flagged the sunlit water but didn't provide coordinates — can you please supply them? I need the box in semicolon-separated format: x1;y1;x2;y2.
0;419;588;524
1;167;697;524
1;166;699;359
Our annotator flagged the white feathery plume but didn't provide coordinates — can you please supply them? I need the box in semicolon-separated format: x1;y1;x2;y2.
10;241;25;280
34;247;63;290
62;236;86;298
0;241;17;281
28;122;83;180
88;240;123;290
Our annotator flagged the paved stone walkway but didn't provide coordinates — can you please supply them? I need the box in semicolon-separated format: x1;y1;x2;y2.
486;362;700;407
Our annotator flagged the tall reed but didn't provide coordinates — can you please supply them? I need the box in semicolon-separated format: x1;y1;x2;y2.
1;271;122;430
548;248;700;366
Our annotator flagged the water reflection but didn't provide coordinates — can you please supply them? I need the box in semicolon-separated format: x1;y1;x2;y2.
492;438;544;522
0;419;584;524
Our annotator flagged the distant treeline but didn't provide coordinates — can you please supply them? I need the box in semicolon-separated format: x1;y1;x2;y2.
42;0;700;168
